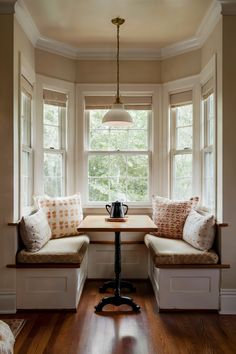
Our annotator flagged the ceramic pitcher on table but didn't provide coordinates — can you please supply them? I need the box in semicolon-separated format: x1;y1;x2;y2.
105;201;128;218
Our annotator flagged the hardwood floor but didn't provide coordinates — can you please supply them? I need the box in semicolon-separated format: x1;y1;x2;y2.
1;280;236;354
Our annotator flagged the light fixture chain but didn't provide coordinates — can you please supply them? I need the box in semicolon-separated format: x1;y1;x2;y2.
116;23;120;103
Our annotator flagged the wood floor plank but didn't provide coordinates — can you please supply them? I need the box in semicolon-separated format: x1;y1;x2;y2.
1;280;236;354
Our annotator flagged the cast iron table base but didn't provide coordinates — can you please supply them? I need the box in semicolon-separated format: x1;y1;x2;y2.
95;231;140;313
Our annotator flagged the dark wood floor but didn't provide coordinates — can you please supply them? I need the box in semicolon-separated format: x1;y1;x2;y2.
1;280;236;354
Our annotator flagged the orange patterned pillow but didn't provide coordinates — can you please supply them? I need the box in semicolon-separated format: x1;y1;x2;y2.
37;194;83;239
151;196;199;239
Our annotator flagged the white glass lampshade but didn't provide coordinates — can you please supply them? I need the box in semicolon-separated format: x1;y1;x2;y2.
102;103;133;126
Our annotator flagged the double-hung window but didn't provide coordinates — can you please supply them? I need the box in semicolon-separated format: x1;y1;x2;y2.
20;76;33;210
170;91;193;199
43;89;67;197
201;79;215;210
85;96;152;204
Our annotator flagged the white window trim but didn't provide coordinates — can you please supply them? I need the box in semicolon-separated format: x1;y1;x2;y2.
35;75;75;197
18;53;35;217
163;75;201;199
200;55;217;213
76;83;161;209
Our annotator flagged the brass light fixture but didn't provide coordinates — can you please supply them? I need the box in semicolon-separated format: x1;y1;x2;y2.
102;17;133;126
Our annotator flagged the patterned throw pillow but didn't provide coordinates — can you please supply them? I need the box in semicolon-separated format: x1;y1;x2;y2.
183;209;215;251
151;196;199;239
37;194;83;239
20;209;52;252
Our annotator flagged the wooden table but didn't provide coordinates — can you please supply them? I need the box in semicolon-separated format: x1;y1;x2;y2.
78;215;158;312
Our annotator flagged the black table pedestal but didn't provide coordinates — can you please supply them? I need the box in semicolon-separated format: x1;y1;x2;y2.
95;231;140;313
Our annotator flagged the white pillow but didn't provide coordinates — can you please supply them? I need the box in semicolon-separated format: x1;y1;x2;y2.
0;321;15;354
183;209;215;251
20;209;52;252
37;194;83;239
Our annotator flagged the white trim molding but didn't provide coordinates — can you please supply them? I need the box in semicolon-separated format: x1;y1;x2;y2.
220;289;236;314
0;292;16;314
14;0;222;60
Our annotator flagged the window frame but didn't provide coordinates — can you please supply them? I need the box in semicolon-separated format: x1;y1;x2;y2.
84;109;152;206
43;101;67;197
20;82;34;214
169;103;194;200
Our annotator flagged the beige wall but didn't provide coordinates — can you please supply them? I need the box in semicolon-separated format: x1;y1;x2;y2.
161;49;201;83
221;15;236;289
35;49;76;82
76;60;161;83
0;14;15;299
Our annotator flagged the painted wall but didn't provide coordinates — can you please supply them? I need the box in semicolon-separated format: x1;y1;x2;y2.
0;14;15;311
35;49;76;82
221;15;236;289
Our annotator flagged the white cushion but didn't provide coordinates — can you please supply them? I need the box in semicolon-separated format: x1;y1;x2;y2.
0;320;15;354
37;194;83;239
20;209;51;252
183;209;215;251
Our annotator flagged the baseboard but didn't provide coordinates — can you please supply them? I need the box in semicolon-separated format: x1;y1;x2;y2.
0;292;16;314
220;289;236;314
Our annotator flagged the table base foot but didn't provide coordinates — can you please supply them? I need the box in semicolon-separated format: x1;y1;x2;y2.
95;295;140;313
99;280;136;293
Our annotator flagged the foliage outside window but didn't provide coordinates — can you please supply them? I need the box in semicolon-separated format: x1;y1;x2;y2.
87;109;151;203
43;90;67;197
21;80;33;210
170;101;193;200
202;93;215;210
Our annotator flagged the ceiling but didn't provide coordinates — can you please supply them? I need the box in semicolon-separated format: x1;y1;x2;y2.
23;0;213;51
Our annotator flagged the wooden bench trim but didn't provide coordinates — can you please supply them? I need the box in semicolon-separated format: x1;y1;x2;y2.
155;264;230;269
90;240;144;245
7;263;81;269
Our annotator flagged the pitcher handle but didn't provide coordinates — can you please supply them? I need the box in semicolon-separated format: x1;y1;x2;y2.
123;204;129;215
105;204;111;214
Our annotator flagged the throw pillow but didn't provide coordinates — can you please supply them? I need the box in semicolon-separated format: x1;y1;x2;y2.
20;209;52;252
183;209;215;251
37;194;83;238
151;196;199;239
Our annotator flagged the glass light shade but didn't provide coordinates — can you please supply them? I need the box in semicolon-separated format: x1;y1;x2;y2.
102;103;133;126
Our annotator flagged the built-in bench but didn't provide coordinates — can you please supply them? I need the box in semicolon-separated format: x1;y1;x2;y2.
144;223;230;311
8;222;89;311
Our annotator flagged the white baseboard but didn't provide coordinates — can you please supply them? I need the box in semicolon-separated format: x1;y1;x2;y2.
220;289;236;314
0;292;16;314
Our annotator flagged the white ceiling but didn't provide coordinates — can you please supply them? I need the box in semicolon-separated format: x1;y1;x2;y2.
23;0;213;51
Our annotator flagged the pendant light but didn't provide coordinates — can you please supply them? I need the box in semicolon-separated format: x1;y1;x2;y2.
102;17;133;127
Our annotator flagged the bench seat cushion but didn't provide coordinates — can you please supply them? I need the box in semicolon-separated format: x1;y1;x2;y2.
144;234;218;265
17;235;89;264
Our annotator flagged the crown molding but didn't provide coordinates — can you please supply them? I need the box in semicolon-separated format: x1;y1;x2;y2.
0;0;17;14
218;0;236;15
15;0;223;61
14;0;39;45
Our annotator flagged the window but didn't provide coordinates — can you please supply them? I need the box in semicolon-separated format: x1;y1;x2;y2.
20;77;33;210
170;91;193;200
43;89;67;197
201;80;215;210
85;97;151;204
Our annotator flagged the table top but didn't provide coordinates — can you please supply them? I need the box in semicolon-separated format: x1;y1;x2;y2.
78;215;158;232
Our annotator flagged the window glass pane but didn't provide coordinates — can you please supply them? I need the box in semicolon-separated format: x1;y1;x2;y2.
176;105;192;127
88;153;149;202
44;125;60;149
128;110;148;129
44;104;59;126
128;130;148;150
21;93;31;146
22;151;31;207
175;104;192;149
176;126;192;150
43;153;63;197
203;152;214;209
109;130;129;150
173;154;192;199
89;130;110;150
207;94;214;146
